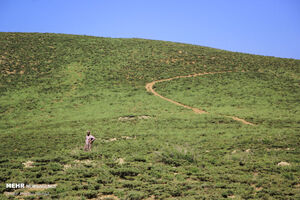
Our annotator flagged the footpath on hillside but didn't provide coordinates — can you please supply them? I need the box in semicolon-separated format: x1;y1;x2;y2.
145;71;255;126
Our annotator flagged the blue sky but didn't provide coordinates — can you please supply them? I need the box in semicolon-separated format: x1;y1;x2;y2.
1;0;299;59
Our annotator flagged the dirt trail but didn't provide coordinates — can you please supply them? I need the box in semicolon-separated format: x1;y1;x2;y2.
145;71;255;126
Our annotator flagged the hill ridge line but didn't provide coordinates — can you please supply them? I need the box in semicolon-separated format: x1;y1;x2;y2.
145;71;255;126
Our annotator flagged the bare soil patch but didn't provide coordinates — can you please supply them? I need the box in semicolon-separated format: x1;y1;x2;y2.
277;161;290;166
23;160;34;168
118;115;151;121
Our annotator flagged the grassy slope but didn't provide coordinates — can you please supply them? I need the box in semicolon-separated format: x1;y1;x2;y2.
0;32;299;199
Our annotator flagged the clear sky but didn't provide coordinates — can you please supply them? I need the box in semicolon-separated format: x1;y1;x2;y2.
1;0;299;59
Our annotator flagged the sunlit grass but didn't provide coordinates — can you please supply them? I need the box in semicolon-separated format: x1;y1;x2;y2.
0;32;299;199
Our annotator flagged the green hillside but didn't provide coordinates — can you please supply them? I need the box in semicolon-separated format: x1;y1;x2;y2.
0;32;299;199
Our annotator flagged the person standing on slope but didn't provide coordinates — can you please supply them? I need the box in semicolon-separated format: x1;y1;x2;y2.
84;130;96;151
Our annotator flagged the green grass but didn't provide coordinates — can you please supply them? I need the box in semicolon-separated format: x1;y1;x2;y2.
156;72;300;126
0;32;299;199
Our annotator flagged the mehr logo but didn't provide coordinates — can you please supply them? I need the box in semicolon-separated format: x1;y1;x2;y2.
6;183;57;189
6;183;25;189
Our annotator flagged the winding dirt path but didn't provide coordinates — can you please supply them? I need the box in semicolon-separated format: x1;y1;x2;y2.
145;71;255;126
